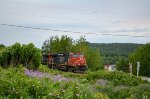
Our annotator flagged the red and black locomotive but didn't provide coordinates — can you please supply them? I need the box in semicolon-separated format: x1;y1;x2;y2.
42;53;87;72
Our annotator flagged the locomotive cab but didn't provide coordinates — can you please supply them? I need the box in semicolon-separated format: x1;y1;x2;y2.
68;53;86;67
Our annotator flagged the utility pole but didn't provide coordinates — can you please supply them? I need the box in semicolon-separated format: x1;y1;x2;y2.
129;62;132;74
137;61;140;77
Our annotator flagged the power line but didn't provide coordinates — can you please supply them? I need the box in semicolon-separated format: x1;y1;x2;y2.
1;23;150;38
0;23;94;34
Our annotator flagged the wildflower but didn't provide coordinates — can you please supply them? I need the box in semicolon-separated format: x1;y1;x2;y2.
56;94;60;98
62;89;65;93
37;81;41;84
75;86;79;89
76;93;80;97
49;93;52;96
59;79;61;82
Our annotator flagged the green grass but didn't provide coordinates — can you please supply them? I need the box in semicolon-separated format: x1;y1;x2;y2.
0;65;150;99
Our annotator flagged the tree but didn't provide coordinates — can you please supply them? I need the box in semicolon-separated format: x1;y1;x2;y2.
32;48;42;69
0;44;5;51
60;35;73;53
1;47;11;67
42;35;73;53
10;43;21;66
86;48;103;70
129;43;150;76
0;43;41;69
21;43;42;69
73;36;88;53
128;48;141;75
116;57;129;73
0;44;6;66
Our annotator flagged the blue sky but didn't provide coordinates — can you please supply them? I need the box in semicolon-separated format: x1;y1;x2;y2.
0;0;150;48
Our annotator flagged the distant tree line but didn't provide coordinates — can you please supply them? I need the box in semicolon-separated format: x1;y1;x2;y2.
0;43;41;69
42;35;103;70
90;43;143;64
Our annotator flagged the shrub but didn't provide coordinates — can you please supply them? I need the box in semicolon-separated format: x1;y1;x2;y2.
85;70;146;86
86;70;110;81
0;66;105;99
96;84;150;99
0;43;42;69
106;71;145;86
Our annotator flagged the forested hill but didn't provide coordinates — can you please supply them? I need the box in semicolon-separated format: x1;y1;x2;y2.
89;43;143;64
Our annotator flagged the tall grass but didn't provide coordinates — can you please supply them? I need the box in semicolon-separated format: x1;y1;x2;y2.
0;65;149;98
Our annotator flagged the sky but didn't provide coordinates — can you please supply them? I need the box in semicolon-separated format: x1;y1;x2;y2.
0;0;150;48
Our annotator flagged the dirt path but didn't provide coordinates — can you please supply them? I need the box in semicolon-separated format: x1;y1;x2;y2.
142;77;150;82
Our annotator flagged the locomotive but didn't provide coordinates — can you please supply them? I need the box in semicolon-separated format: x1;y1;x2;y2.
42;53;87;72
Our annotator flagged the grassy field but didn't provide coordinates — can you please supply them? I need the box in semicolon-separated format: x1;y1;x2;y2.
0;65;150;99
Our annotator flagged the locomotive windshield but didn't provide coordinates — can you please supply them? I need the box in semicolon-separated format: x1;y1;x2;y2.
72;54;83;58
73;54;79;57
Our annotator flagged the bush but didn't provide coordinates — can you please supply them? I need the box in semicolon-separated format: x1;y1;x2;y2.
0;67;60;98
106;71;145;86
96;84;150;99
86;70;110;81
84;70;147;86
0;43;42;69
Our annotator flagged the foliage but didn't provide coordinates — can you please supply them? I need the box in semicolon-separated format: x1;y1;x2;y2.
71;36;88;53
0;66;103;99
39;65;149;87
87;70;150;98
129;43;150;76
0;44;5;51
85;70;110;81
42;35;73;53
96;84;150;99
0;66;56;98
0;43;41;69
0;46;12;67
85;70;148;86
116;57;129;73
86;48;103;70
0;65;149;98
106;71;146;86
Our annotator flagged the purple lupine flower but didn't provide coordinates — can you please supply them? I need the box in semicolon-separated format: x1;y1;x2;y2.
25;69;71;82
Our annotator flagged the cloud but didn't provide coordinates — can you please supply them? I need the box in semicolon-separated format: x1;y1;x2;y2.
0;0;150;48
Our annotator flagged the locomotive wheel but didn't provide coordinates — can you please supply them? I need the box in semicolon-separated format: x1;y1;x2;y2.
65;66;69;72
68;67;74;72
48;64;52;69
73;66;79;73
